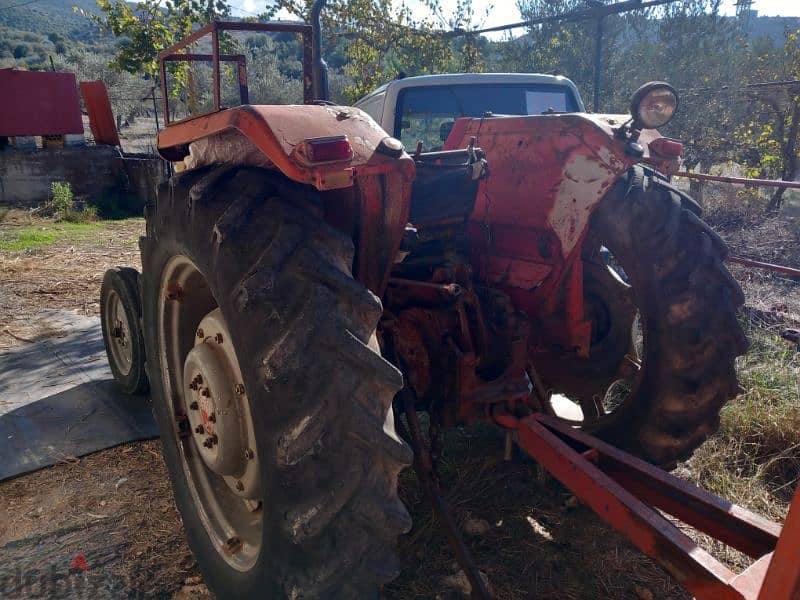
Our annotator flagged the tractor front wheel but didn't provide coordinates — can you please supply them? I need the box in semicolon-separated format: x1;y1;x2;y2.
532;166;748;467
100;267;149;395
141;166;412;598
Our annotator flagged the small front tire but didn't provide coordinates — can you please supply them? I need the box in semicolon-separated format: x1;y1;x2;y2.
100;267;149;395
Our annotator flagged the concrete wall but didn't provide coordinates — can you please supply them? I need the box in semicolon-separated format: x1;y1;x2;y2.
0;145;168;214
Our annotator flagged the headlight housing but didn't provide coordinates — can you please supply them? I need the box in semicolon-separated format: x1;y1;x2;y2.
630;82;679;129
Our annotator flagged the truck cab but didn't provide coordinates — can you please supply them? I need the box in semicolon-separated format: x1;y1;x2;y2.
353;72;586;150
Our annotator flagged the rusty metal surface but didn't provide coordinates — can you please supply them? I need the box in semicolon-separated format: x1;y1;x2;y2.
384;260;531;426
676;171;800;190
500;413;743;598
756;487;800;599
0;69;83;136
728;255;800;278
442;114;646;355
354;169;414;295
80;81;121;147
157;104;413;186
158;21;314;125
539;415;782;557
158;104;414;296
492;412;800;600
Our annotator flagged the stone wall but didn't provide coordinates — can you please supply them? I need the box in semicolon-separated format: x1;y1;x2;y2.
0;145;169;215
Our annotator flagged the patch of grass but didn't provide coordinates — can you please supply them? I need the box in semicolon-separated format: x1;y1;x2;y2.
0;221;102;251
687;325;800;519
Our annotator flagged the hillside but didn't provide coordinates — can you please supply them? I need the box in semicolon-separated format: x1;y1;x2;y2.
0;0;102;40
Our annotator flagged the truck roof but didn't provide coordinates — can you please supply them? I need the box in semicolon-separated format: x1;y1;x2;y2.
358;72;585;111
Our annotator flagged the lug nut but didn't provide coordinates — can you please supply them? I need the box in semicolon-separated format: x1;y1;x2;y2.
196;328;204;339
224;536;242;554
195;424;205;434
189;401;199;410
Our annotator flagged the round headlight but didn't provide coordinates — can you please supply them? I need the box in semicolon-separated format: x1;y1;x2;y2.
630;82;679;129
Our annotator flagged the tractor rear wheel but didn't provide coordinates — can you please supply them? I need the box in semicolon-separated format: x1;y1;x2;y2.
532;166;748;467
140;166;412;598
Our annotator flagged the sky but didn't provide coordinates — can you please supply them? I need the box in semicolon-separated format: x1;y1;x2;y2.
233;0;800;31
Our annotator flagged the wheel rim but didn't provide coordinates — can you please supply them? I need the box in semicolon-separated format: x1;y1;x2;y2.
543;260;646;428
158;255;263;571
105;289;134;376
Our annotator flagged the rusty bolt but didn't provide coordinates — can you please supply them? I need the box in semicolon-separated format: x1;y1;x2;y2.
196;328;204;339
215;332;224;344
165;283;184;302
201;388;210;398
189;401;199;410
244;448;255;460
234;383;245;395
235;480;244;491
194;424;205;434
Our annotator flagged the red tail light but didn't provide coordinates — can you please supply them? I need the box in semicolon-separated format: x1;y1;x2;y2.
649;137;683;158
304;136;353;163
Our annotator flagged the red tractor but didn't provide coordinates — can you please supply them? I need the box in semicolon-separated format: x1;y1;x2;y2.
99;5;750;598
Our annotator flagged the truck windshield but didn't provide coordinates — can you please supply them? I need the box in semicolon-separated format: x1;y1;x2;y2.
395;83;579;150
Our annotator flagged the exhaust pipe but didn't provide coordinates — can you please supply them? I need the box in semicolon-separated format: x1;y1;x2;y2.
310;0;330;101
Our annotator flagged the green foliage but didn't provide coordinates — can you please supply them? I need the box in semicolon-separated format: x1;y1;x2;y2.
51;182;98;223
268;0;482;102
51;181;74;218
81;0;230;94
734;27;800;211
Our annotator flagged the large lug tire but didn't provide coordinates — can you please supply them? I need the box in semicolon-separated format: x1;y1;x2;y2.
533;166;748;467
140;166;412;598
100;266;149;395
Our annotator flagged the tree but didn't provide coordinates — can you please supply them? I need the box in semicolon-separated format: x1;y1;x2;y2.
738;28;800;212
619;1;747;197
268;0;474;102
79;0;230;89
511;0;626;110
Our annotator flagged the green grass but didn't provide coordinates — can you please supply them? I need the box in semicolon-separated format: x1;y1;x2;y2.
687;324;800;521
0;221;103;251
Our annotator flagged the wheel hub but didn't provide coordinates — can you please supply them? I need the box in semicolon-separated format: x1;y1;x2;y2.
106;290;133;375
183;308;260;499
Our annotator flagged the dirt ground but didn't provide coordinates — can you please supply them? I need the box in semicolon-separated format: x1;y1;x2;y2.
0;213;796;599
